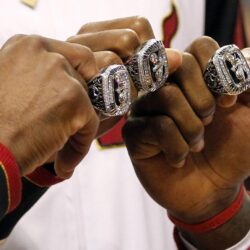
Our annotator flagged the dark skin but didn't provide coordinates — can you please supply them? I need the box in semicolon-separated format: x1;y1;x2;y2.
9;17;248;248
123;35;250;249
0;35;99;179
44;17;182;176
69;16;184;135
69;17;250;249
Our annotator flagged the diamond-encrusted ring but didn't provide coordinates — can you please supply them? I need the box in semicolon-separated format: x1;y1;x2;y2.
88;65;131;117
204;44;250;95
125;39;169;93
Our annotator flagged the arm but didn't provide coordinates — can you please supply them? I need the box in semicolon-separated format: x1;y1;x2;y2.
122;36;250;250
175;186;250;250
0;34;100;237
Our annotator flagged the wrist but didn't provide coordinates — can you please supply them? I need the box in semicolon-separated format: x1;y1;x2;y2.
168;185;241;224
170;185;250;250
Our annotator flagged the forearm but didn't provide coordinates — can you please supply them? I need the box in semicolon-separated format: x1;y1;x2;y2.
178;189;250;250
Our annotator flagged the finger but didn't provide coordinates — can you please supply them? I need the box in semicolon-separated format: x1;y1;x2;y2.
93;50;137;129
55;106;99;179
94;51;123;69
69;29;140;59
242;48;250;64
78;16;155;43
131;85;205;150
47;52;89;91
166;49;183;74
1;34;25;49
186;36;237;108
174;52;216;123
93;50;137;104
42;36;99;81
122;116;189;167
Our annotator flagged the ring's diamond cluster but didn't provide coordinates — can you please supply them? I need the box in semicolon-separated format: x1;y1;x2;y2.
204;45;250;95
126;39;169;93
88;65;131;117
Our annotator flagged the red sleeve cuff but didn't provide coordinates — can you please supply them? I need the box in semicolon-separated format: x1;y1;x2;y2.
26;165;63;187
0;143;22;213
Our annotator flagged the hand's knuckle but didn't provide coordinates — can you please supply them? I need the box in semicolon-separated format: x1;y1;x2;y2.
183;52;197;67
163;84;182;104
101;51;122;66
186;121;204;143
170;146;189;163
80;45;94;60
62;80;83;105
24;35;45;50
197;97;216;117
76;46;97;79
191;36;219;53
76;46;95;66
78;23;91;34
117;29;139;56
66;35;77;43
7;34;26;43
132;16;152;33
155;116;174;132
51;53;67;68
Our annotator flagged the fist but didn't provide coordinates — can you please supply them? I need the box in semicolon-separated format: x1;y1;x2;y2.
0;35;99;178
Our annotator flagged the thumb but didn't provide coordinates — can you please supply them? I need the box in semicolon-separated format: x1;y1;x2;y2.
165;48;182;74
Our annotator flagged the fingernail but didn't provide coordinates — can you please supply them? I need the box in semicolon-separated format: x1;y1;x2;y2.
217;96;237;108
172;160;186;168
190;139;205;153
202;115;214;126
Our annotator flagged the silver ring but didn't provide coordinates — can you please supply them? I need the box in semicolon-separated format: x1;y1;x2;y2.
204;44;250;95
125;39;169;93
88;65;131;117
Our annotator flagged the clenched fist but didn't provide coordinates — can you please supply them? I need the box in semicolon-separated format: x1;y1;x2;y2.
0;35;99;179
123;36;250;249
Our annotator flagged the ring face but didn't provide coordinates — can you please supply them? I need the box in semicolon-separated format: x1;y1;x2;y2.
88;65;131;116
204;44;250;95
126;39;169;93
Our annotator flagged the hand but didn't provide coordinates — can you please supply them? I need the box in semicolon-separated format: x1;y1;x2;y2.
122;36;250;223
68;16;182;136
0;35;99;178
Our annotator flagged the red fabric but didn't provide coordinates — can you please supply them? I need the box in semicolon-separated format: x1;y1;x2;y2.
162;3;179;48
0;143;22;212
26;166;63;187
98;117;126;147
169;185;245;234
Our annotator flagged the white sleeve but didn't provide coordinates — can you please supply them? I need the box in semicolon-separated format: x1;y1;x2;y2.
179;229;250;250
